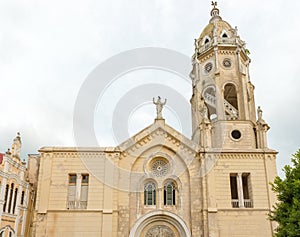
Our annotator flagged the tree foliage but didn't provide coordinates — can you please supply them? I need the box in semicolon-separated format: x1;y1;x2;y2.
270;150;300;236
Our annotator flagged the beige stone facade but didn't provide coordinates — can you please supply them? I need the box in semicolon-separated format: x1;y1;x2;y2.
0;134;33;237
31;4;278;237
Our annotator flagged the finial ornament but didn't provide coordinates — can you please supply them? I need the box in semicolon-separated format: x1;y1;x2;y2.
11;132;22;159
210;1;220;18
153;96;167;119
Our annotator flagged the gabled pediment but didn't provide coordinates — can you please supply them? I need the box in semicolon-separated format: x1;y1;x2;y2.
117;119;199;159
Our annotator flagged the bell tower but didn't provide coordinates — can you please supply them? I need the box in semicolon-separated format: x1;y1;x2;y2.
190;2;269;150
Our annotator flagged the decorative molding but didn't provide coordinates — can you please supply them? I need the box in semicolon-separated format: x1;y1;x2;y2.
218;50;235;55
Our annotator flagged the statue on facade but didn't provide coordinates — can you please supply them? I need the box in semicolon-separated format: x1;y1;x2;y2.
257;106;267;125
247;81;254;101
257;106;263;121
199;97;210;123
153;96;167;119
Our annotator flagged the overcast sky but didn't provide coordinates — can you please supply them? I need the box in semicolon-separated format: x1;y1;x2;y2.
0;0;299;177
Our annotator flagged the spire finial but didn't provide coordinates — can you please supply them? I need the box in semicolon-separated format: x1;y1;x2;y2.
210;1;220;18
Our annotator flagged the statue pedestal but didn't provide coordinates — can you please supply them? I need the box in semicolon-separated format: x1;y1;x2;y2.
154;118;165;125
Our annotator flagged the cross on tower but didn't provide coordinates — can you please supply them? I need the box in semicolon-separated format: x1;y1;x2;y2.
211;1;217;8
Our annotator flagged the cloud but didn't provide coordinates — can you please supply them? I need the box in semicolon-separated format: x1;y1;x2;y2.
0;0;299;178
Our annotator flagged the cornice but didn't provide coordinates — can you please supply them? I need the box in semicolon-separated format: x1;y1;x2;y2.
39;147;121;153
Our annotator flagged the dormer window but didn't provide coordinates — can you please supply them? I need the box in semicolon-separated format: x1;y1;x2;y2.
220;30;229;38
202;36;211;45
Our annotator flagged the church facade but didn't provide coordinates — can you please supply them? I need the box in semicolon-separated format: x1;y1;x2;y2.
0;134;34;237
31;4;278;237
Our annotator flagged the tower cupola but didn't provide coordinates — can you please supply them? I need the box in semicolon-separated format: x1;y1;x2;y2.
190;2;268;150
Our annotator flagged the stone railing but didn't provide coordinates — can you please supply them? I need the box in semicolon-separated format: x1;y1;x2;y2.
197;37;246;54
244;199;252;208
203;93;239;120
67;201;87;210
217;38;236;45
203;93;216;107
199;41;213;53
224;99;239;119
231;199;253;208
231;199;239;208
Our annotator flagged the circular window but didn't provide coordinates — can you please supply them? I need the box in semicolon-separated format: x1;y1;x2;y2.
231;130;241;140
151;159;169;177
223;58;232;68
204;62;213;73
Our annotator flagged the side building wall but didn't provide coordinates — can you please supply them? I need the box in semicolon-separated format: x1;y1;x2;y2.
204;151;277;237
32;148;120;237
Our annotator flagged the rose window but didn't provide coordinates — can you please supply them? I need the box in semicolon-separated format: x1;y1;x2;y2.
151;159;169;177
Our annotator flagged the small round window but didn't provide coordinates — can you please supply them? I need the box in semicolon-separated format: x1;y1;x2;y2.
151;159;169;177
204;62;213;73
231;130;241;140
223;58;232;68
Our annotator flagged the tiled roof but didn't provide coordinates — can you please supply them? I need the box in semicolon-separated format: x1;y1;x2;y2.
0;153;3;164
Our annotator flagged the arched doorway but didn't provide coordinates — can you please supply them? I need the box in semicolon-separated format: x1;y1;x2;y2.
129;210;191;237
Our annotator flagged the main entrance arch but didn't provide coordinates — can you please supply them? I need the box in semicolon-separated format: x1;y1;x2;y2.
129;210;191;237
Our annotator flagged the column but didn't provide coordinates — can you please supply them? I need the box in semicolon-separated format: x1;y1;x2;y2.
214;47;219;71
75;173;82;208
158;187;162;209
21;188;30;236
102;157;114;236
0;179;8;227
237;173;244;208
14;185;23;231
0;158;9;218
206;155;219;237
3;159;10;173
10;186;16;214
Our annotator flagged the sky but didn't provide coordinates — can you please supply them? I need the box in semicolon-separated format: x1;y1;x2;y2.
0;0;299;178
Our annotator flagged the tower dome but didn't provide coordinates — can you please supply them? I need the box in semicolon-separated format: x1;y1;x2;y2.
194;2;245;55
190;2;257;149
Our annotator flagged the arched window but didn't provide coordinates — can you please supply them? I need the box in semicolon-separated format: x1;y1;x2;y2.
202;36;211;45
220;30;229;38
224;83;238;109
12;188;18;214
3;184;9;212
203;86;217;120
224;83;239;120
8;183;14;213
21;191;25;205
222;33;228;38
144;182;156;206
164;182;176;205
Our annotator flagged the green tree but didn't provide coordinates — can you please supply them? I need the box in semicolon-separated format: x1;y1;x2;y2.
270;150;300;236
